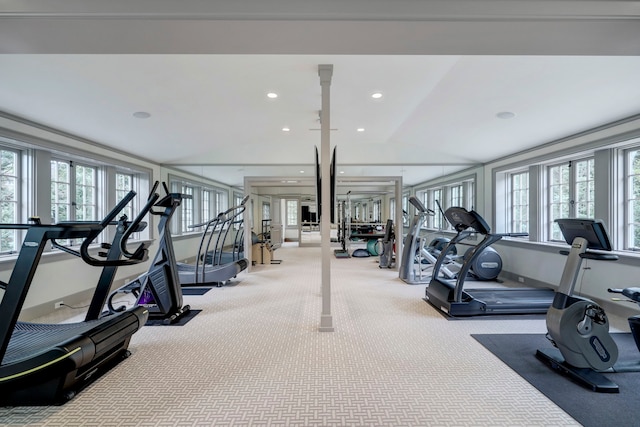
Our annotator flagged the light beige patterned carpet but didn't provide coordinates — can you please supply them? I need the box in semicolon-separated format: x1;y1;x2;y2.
1;244;579;426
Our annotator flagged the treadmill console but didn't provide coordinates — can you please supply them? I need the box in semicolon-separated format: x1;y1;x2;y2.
444;207;491;235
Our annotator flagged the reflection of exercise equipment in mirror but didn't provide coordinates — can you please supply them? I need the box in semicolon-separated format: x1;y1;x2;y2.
334;192;388;259
378;219;395;268
334;197;351;258
252;219;282;265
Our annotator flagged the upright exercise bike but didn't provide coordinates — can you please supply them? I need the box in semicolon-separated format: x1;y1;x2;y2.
536;218;640;393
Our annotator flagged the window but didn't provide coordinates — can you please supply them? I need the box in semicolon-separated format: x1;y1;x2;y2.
214;188;228;215
51;160;98;245
115;173;134;220
510;171;529;234
547;158;594;241
389;198;395;221
180;185;194;233
449;184;463;208
373;200;381;222
51;160;71;224
74;164;96;221
421;181;472;231
167;178;231;235
575;158;595;218
286;200;298;227
548;163;571;241
0;148;19;253
51;160;98;224
626;149;640;250
115;172;143;240
234;193;244;208
262;202;271;221
430;188;444;230
202;189;212;221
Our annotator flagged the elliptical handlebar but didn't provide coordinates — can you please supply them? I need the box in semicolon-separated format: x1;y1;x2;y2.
408;196;435;216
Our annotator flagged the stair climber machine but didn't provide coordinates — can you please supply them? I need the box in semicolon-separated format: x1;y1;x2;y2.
0;190;152;405
536;218;640;393
108;183;191;325
425;206;555;316
177;195;249;286
400;197;503;284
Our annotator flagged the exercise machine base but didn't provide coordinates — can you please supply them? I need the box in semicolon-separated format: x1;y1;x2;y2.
426;278;554;317
334;249;350;258
535;347;619;393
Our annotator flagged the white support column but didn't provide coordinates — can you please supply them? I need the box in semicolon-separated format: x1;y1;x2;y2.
318;64;334;332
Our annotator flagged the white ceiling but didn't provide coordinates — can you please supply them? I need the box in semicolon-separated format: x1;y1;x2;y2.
1;1;640;188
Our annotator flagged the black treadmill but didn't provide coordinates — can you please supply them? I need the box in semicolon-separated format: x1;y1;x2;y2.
0;190;151;405
425;206;555;317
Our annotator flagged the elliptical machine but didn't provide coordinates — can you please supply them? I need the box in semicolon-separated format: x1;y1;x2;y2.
399;197;503;284
536;218;640;393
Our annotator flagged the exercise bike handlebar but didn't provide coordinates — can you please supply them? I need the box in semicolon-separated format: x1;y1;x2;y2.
608;287;640;303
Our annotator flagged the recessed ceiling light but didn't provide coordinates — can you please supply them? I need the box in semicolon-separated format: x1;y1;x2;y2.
282;127;290;132
496;111;516;119
267;92;278;99
357;128;365;132
299;170;305;174
371;92;383;99
133;111;151;119
339;171;345;174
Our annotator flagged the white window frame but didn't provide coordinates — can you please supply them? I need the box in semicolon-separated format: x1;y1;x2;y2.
286;199;298;227
546;157;594;241
0;147;20;254
509;170;529;234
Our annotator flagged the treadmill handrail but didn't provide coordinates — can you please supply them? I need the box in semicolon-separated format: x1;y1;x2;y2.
118;181;159;260
194;197;248;282
56;190;154;267
452;233;504;303
0;191;144;361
